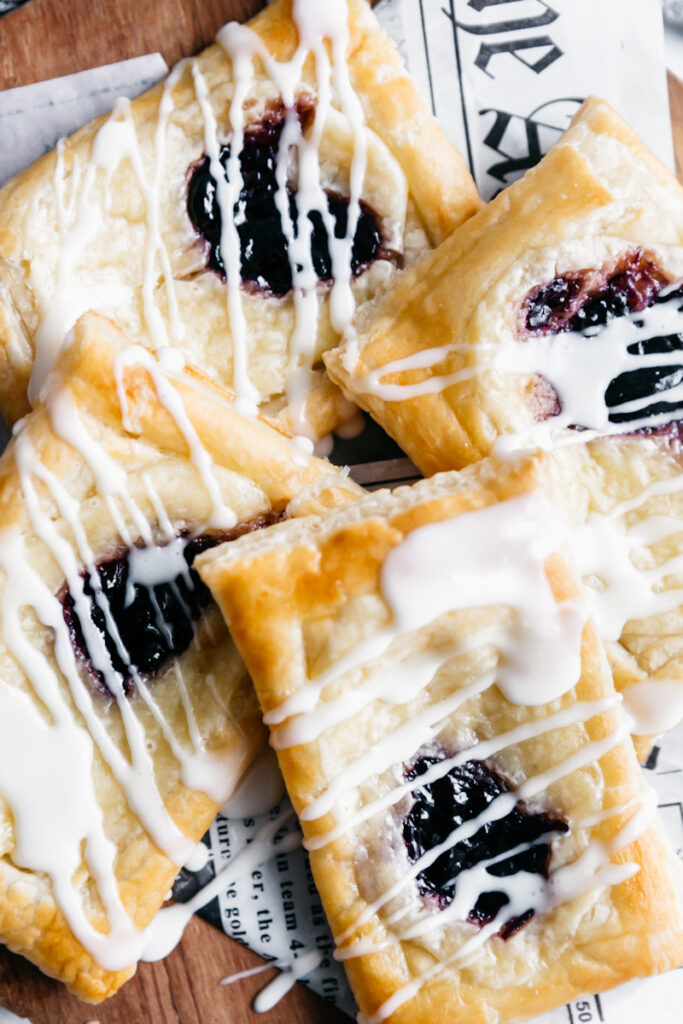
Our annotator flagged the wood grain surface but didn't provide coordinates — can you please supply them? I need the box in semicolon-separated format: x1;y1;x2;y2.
0;0;264;88
669;70;683;178
0;4;681;1024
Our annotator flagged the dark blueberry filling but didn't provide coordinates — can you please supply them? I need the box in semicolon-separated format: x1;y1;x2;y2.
524;251;669;336
186;101;388;297
403;755;568;940
61;510;283;697
522;251;683;433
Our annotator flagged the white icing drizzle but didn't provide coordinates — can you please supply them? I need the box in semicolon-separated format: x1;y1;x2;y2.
90;97;183;351
33;80;187;402
126;537;192;594
145;65;187;347
568;470;683;646
10;438;193;865
347;284;683;440
0;531;146;970
301;670;497;824
0;358;297;966
266;490;587;729
44;382;128;496
358;795;651;1024
334;408;365;439
28;0;384;441
334;722;629;953
304;696;620;853
136;667;246;805
252;949;325;1013
220;746;286;819
142;471;176;538
313;433;333;457
376;834;563;945
215;1;369;437
141;807;300;961
351;343;494;402
0;0;379;986
574;794;642;831
113;343;237;528
623;679;683;735
191;58;260;416
184;841;210;873
346;274;683;742
498;284;683;438
347;788;650;1022
30;142;129;405
220;960;279;986
272;645;470;750
220;948;325;1015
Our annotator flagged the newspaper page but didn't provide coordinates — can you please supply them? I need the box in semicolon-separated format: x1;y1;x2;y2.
390;0;674;200
0;1;681;1020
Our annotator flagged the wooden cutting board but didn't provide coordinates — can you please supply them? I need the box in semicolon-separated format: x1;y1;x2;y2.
0;3;682;1023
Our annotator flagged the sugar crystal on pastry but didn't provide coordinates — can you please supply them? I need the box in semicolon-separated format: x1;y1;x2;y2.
198;452;683;1024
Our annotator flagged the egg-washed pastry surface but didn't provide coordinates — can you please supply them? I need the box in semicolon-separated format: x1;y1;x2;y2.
0;310;361;1002
0;0;480;439
325;96;683;751
198;452;683;1024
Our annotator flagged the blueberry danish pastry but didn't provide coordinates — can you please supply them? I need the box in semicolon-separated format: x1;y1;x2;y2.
0;311;360;1001
199;452;683;1024
0;0;480;437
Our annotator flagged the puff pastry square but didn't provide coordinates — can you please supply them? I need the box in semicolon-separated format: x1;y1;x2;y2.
0;0;480;435
0;310;360;1002
199;452;683;1024
325;96;683;751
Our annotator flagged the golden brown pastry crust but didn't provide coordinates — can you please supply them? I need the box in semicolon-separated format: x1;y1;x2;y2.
0;311;361;1002
0;0;481;429
199;452;683;1024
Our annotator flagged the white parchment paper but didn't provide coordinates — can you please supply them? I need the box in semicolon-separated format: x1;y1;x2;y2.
0;3;681;1020
0;54;168;187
